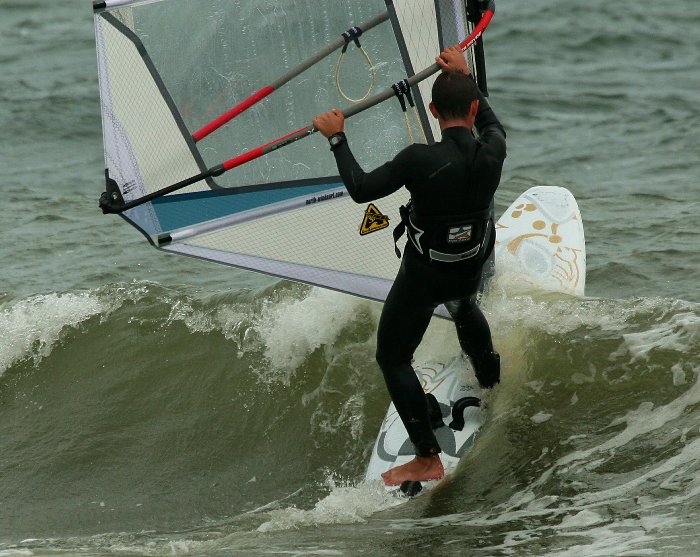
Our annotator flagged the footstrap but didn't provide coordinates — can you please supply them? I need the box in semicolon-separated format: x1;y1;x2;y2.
448;397;480;431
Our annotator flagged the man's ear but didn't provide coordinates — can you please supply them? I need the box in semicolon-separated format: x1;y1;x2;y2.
469;99;480;120
429;101;440;120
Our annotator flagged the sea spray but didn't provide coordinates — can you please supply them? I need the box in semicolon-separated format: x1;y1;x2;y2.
0;292;103;376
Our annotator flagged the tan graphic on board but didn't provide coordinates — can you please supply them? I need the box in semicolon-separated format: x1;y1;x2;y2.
551;246;583;291
506;221;563;254
511;202;537;219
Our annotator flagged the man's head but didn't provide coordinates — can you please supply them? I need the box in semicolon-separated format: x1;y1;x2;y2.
429;71;480;127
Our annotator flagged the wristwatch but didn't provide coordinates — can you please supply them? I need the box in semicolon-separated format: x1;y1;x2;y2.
328;132;346;150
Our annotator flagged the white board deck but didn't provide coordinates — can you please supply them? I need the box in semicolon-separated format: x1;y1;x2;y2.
365;186;586;495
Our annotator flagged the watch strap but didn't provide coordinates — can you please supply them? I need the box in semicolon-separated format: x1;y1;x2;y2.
328;132;347;151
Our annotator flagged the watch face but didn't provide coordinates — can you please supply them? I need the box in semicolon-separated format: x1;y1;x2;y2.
330;135;342;146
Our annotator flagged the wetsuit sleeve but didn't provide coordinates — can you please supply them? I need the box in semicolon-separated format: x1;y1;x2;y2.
473;86;507;163
331;141;412;203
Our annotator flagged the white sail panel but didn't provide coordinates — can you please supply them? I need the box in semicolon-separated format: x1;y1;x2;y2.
164;188;410;301
95;15;208;200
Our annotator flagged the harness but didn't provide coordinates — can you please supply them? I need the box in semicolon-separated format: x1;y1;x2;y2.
393;202;493;264
390;127;495;264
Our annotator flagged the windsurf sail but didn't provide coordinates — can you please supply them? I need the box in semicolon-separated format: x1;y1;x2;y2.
93;0;495;304
191;11;391;142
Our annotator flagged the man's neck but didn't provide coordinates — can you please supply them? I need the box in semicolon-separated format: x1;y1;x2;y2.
439;117;473;130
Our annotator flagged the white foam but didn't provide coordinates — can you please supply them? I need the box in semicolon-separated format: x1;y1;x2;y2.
497;369;700;516
530;411;553;424
384;500;683;557
542;513;681;557
254;287;375;380
488;292;624;337
485;276;700;344
463;369;700;555
617;311;700;363
158;292;263;362
562;371;700;473
0;292;104;376
672;363;688;386
256;478;403;533
558;509;605;529
143;285;379;385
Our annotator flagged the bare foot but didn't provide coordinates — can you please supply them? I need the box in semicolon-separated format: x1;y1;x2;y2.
381;456;445;486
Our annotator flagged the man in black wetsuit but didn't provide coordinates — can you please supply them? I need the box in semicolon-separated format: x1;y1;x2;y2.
313;45;506;485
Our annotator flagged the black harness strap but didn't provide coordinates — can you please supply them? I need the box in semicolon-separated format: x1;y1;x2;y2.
393;203;412;257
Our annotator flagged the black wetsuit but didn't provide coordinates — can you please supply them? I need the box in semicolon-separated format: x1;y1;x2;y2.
332;88;506;457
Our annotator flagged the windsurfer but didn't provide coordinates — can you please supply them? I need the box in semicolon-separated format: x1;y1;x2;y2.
313;45;506;485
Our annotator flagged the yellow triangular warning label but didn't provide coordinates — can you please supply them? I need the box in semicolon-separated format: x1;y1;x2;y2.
359;203;390;236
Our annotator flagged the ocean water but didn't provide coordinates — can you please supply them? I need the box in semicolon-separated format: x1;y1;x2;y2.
1;1;699;556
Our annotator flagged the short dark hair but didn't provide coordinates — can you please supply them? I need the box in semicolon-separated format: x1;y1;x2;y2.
431;71;480;119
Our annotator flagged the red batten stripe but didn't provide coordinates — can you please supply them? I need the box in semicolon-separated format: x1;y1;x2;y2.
193;85;275;142
221;125;311;171
221;146;265;171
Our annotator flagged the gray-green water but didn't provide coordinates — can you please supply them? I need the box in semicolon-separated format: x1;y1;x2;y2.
1;1;699;555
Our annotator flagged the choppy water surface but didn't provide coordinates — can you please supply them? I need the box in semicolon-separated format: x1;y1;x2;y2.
1;1;699;555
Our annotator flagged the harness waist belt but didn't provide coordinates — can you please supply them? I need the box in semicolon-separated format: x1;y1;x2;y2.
429;243;482;263
393;201;492;261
